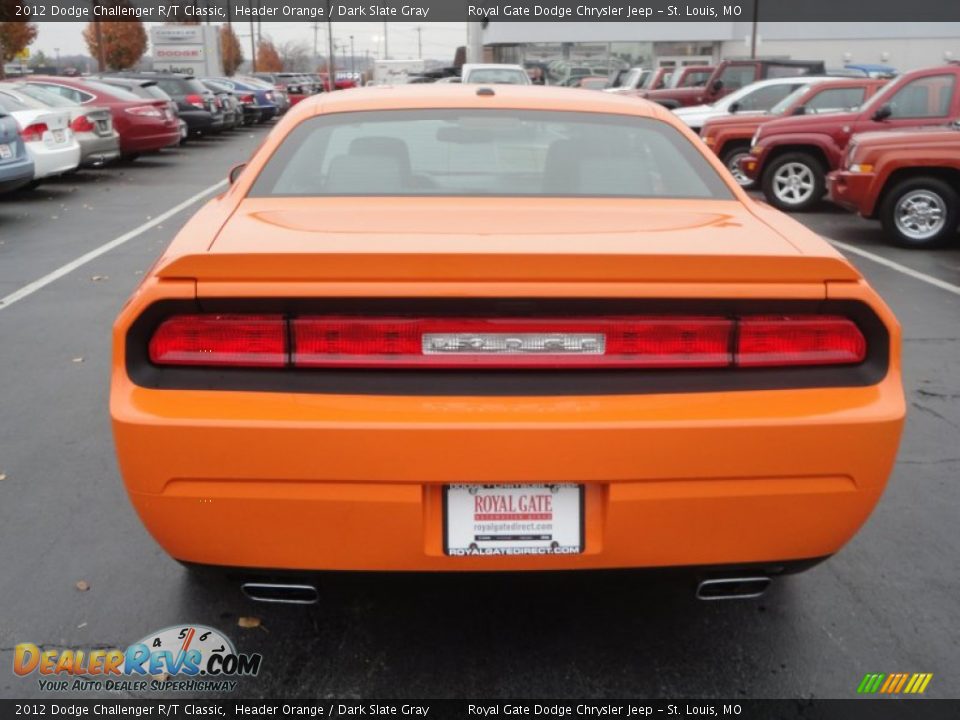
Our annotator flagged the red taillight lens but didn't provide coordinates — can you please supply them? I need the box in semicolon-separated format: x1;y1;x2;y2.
737;315;867;367
239;93;255;104
185;93;205;109
149;315;286;367
146;313;867;370
125;105;163;118
19;122;48;142
292;317;732;368
70;115;95;133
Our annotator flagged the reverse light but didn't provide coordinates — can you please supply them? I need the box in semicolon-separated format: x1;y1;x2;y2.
147;314;868;371
125;105;164;118
19;122;48;142
70;115;95;133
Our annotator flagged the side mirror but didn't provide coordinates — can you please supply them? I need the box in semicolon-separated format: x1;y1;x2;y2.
792;105;807;116
872;104;892;121
711;79;724;93
728;101;740;114
228;162;246;185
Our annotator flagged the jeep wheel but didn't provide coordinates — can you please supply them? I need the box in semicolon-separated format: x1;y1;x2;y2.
762;152;825;212
880;177;959;249
721;146;755;188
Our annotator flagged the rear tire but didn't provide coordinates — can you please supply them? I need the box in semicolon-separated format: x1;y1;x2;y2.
761;152;825;212
721;145;755;189
879;177;959;249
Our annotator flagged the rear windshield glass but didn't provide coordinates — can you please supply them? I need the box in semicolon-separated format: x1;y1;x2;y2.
249;109;733;199
16;85;75;107
83;80;140;100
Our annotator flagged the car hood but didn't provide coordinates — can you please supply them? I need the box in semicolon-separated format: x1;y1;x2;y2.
702;113;773;133
757;109;860;138
158;197;860;287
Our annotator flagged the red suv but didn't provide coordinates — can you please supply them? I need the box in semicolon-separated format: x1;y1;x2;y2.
24;76;181;159
741;64;960;211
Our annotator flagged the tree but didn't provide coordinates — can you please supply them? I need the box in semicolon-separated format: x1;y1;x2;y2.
83;21;147;71
278;40;310;72
220;24;243;76
256;39;282;73
0;12;38;79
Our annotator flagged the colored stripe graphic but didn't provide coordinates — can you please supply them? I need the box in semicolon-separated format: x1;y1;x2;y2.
857;673;932;694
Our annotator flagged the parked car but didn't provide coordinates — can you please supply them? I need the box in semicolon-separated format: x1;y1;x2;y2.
93;76;186;144
253;72;318;104
569;76;609;90
644;59;827;109
0;109;34;194
666;66;716;89
203;79;259;126
105;72;224;137
206;77;277;123
742;63;960;211
605;67;650;93
629;67;674;96
828;122;960;247
200;80;240;130
22;76;180;159
461;64;532;85
0;82;121;167
240;76;290;113
701;77;887;186
111;85;904;599
833;64;898;79
0;92;80;185
672;76;816;133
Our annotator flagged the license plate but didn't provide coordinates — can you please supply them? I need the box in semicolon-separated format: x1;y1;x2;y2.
444;484;583;557
52;129;65;143
0;144;10;159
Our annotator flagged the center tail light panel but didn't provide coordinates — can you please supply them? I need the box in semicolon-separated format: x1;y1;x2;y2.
127;299;890;396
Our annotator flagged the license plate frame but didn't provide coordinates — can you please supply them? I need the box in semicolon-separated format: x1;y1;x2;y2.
0;143;11;159
443;484;584;557
52;129;65;144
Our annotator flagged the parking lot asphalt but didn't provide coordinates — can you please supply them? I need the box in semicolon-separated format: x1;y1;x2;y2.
1;125;958;701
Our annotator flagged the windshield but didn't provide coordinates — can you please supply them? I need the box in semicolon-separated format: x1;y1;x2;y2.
859;78;897;112
250;109;733;200
466;69;528;85
770;84;812;115
619;69;643;89
637;71;653;89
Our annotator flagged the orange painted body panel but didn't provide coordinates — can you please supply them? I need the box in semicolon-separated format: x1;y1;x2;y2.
111;86;905;572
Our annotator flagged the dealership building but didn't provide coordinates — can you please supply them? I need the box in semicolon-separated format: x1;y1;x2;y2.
477;22;960;78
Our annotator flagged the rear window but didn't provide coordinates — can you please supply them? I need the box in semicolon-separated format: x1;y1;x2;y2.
15;85;75;107
155;78;206;97
465;69;528;85
82;80;140;100
249;109;733;199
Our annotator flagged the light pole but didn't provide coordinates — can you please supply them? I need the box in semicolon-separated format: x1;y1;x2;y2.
383;22;388;60
350;35;355;79
750;0;760;60
326;0;335;90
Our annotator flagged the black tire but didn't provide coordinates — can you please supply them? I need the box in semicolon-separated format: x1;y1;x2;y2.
879;176;959;249
761;151;825;212
721;144;755;189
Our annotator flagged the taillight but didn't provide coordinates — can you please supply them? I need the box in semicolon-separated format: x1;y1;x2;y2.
70;115;95;133
737;315;867;367
146;314;867;370
239;93;255;104
185;93;205;109
19;122;48;142
125;105;163;118
149;315;286;367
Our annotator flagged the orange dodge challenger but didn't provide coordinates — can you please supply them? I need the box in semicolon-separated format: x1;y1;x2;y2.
111;85;905;601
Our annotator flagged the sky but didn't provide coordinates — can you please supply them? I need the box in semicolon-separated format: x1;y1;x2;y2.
35;21;467;62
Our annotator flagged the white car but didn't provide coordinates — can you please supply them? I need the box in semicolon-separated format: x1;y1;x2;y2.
672;76;834;133
0;93;80;183
461;64;531;86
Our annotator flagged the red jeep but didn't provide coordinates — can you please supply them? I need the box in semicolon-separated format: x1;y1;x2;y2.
828;123;960;247
642;59;825;109
741;64;960;212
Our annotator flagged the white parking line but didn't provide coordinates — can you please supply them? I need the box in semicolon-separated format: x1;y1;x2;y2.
829;239;960;298
0;179;227;313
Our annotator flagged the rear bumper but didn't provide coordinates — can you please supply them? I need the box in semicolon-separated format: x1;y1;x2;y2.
113;369;904;572
0;157;34;191
30;143;81;178
78;132;121;167
827;170;877;216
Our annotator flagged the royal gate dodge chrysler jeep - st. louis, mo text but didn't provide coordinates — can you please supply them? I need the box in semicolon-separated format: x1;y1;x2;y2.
110;85;905;600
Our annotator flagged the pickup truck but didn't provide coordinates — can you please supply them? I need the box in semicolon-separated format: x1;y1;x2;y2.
741;63;960;212
828;122;960;247
643;59;826;109
701;77;886;187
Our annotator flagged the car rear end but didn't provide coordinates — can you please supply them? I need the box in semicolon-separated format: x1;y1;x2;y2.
15;108;80;179
0;111;34;192
112;98;181;155
111;89;904;580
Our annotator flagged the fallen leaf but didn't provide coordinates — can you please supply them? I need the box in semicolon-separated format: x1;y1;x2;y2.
77;622;87;629
90;275;108;282
134;270;144;276
75;580;90;592
72;357;84;363
237;616;261;629
0;472;7;481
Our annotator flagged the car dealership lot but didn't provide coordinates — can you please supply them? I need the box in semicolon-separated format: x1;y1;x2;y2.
0;126;958;699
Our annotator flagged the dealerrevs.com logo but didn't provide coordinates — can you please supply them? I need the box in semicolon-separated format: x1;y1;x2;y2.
13;625;262;693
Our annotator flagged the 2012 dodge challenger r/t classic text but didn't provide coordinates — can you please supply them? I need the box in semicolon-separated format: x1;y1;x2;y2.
110;86;905;601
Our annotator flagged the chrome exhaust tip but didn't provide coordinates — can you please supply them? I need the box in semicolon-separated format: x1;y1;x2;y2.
241;582;319;605
696;576;771;601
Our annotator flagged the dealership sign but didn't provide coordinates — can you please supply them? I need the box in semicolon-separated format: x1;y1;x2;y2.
150;25;222;77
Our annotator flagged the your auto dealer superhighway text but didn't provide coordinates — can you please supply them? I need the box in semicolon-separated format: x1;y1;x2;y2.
468;706;667;717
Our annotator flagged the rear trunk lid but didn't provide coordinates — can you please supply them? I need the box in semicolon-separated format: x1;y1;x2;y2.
158;198;859;290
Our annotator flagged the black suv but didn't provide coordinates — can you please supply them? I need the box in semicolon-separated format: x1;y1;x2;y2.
104;72;224;136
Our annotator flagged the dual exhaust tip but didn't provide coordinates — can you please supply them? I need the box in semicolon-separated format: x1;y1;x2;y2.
240;576;771;605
